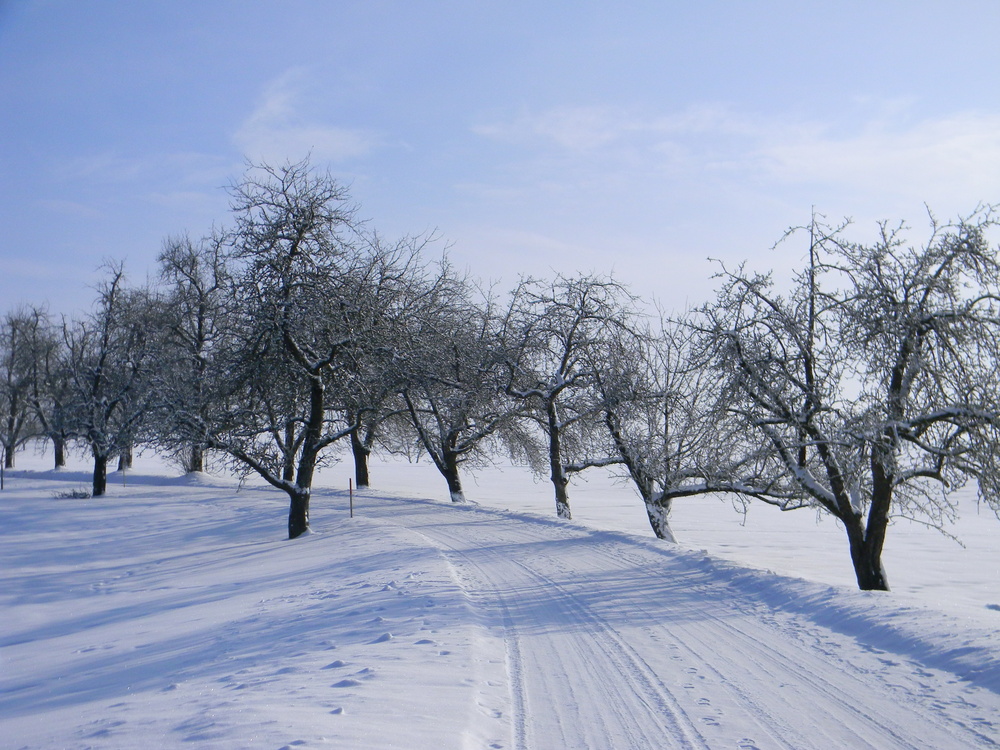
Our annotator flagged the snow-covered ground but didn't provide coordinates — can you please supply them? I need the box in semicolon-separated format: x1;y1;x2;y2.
2;448;999;749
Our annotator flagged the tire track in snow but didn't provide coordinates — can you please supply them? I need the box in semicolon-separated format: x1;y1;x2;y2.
404;513;712;749
488;573;529;750
602;540;1000;749
375;498;1000;749
487;548;706;749
495;544;797;750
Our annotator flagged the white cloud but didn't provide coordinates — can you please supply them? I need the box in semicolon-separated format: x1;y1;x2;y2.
756;112;1000;204
473;104;1000;215
234;69;378;163
36;198;104;219
55;151;230;183
473;103;756;150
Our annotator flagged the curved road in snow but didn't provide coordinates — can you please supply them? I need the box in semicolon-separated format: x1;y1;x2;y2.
370;495;1000;749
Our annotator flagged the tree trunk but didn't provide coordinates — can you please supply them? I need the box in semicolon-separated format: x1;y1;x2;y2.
288;487;311;539
116;446;133;472
287;376;325;539
351;429;370;488
443;452;465;502
644;498;677;542
4;416;15;468
52;435;66;469
187;443;204;473
282;422;296;482
553;475;571;520
92;453;108;497
844;512;889;591
547;401;572;519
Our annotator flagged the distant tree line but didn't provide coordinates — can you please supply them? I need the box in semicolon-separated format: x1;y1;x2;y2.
3;158;999;591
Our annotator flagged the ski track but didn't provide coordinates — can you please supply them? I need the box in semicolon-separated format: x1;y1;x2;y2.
372;496;1000;750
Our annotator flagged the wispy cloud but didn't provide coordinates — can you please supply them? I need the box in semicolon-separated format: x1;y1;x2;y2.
474;105;628;150
473;104;1000;214
46;152;233;224
234;69;378;163
756;111;1000;202
36;198;105;219
473;103;758;150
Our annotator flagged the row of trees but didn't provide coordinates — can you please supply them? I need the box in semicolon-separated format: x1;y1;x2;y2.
3;159;999;591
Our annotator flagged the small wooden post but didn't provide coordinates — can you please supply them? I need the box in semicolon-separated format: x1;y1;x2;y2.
349;478;354;518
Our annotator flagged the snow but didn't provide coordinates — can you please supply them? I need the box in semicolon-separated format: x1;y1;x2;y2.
2;449;999;749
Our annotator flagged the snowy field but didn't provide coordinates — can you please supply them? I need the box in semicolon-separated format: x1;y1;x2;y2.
2;446;999;749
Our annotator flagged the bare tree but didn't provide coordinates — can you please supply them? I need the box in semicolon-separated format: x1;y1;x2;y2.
0;308;41;481
19;306;73;469
700;210;1000;590
501;273;635;519
153;232;231;473
173;159;371;538
63;264;158;496
395;263;515;502
332;231;437;489
591;315;785;541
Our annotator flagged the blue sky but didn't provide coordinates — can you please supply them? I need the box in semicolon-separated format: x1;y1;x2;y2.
2;1;1000;313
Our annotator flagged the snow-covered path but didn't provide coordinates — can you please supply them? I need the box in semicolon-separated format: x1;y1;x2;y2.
2;460;999;749
367;495;1000;749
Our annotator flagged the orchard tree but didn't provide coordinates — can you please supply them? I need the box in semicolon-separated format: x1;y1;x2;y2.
63;265;158;496
591;315;787;541
173;159;375;538
332;231;436;489
19;306;73;468
700;210;1000;590
501;273;634;519
396;262;516;502
0;307;41;473
153;232;231;473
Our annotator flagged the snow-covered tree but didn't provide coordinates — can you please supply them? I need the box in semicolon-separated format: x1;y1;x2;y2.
173;159;377;538
16;306;74;469
0;307;42;476
591;315;783;541
700;210;1000;590
153;232;231;473
395;262;515;502
63;264;158;496
501;273;636;519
